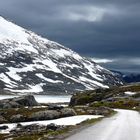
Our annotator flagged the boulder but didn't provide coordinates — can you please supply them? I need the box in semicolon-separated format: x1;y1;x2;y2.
47;123;65;131
87;106;112;116
10;123;65;135
10;114;27;123
0;125;8;130
60;108;77;117
29;110;61;121
75;108;86;114
0;115;8;123
2;101;20;109
29;108;76;121
17;123;23;128
10;124;47;134
47;123;58;131
12;95;39;106
0;95;39;109
47;104;64;110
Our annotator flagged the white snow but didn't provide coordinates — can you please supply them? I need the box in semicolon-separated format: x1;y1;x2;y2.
36;73;63;83
62;73;80;83
0;73;12;84
14;43;38;54
0;16;29;44
0;62;4;65
83;62;103;81
79;76;108;88
0;16;118;92
6;70;22;81
5;83;45;93
5;63;46;81
0;115;103;134
0;17;38;54
25;106;47;109
61;63;78;69
125;91;137;95
42;59;62;73
51;48;82;61
0;73;18;88
52;48;72;58
7;65;34;74
73;53;82;60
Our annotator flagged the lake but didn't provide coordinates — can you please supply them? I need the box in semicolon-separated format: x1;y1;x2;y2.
0;95;72;103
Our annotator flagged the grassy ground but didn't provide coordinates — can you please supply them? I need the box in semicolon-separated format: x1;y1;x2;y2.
0;109;116;140
70;83;140;106
90;99;140;110
0;107;48;123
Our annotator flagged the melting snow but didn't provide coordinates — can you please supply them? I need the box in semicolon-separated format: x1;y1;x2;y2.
125;91;137;95
0;115;103;134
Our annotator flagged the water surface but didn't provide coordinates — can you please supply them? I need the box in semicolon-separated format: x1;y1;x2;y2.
0;95;72;103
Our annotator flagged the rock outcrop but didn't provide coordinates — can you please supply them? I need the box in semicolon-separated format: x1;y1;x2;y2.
0;95;39;109
10;114;27;123
29;110;61;121
29;108;76;121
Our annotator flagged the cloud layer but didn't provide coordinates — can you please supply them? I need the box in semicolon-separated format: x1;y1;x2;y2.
0;0;140;73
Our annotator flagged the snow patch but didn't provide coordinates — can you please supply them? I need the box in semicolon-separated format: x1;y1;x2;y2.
42;59;62;73
36;73;63;83
125;91;137;95
0;115;103;134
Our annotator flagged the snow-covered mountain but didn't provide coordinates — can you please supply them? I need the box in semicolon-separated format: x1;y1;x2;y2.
0;16;122;94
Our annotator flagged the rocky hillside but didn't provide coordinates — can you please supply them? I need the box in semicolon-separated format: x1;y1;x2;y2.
69;83;140;106
0;16;122;94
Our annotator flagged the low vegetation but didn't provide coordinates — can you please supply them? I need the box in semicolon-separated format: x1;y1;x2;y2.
70;83;140;108
1;83;140;140
90;99;140;110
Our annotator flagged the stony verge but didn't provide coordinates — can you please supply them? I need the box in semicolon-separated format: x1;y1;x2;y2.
0;94;115;140
0;83;139;139
0;96;76;124
70;83;140;110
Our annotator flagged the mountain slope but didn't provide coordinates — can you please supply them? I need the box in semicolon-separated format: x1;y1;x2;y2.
0;16;122;94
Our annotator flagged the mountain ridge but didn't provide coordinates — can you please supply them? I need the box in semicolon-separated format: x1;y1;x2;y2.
0;16;122;94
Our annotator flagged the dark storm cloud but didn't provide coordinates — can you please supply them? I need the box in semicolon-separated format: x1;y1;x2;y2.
0;0;140;72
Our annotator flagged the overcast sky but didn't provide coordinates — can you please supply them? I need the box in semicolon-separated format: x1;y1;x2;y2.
0;0;140;73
